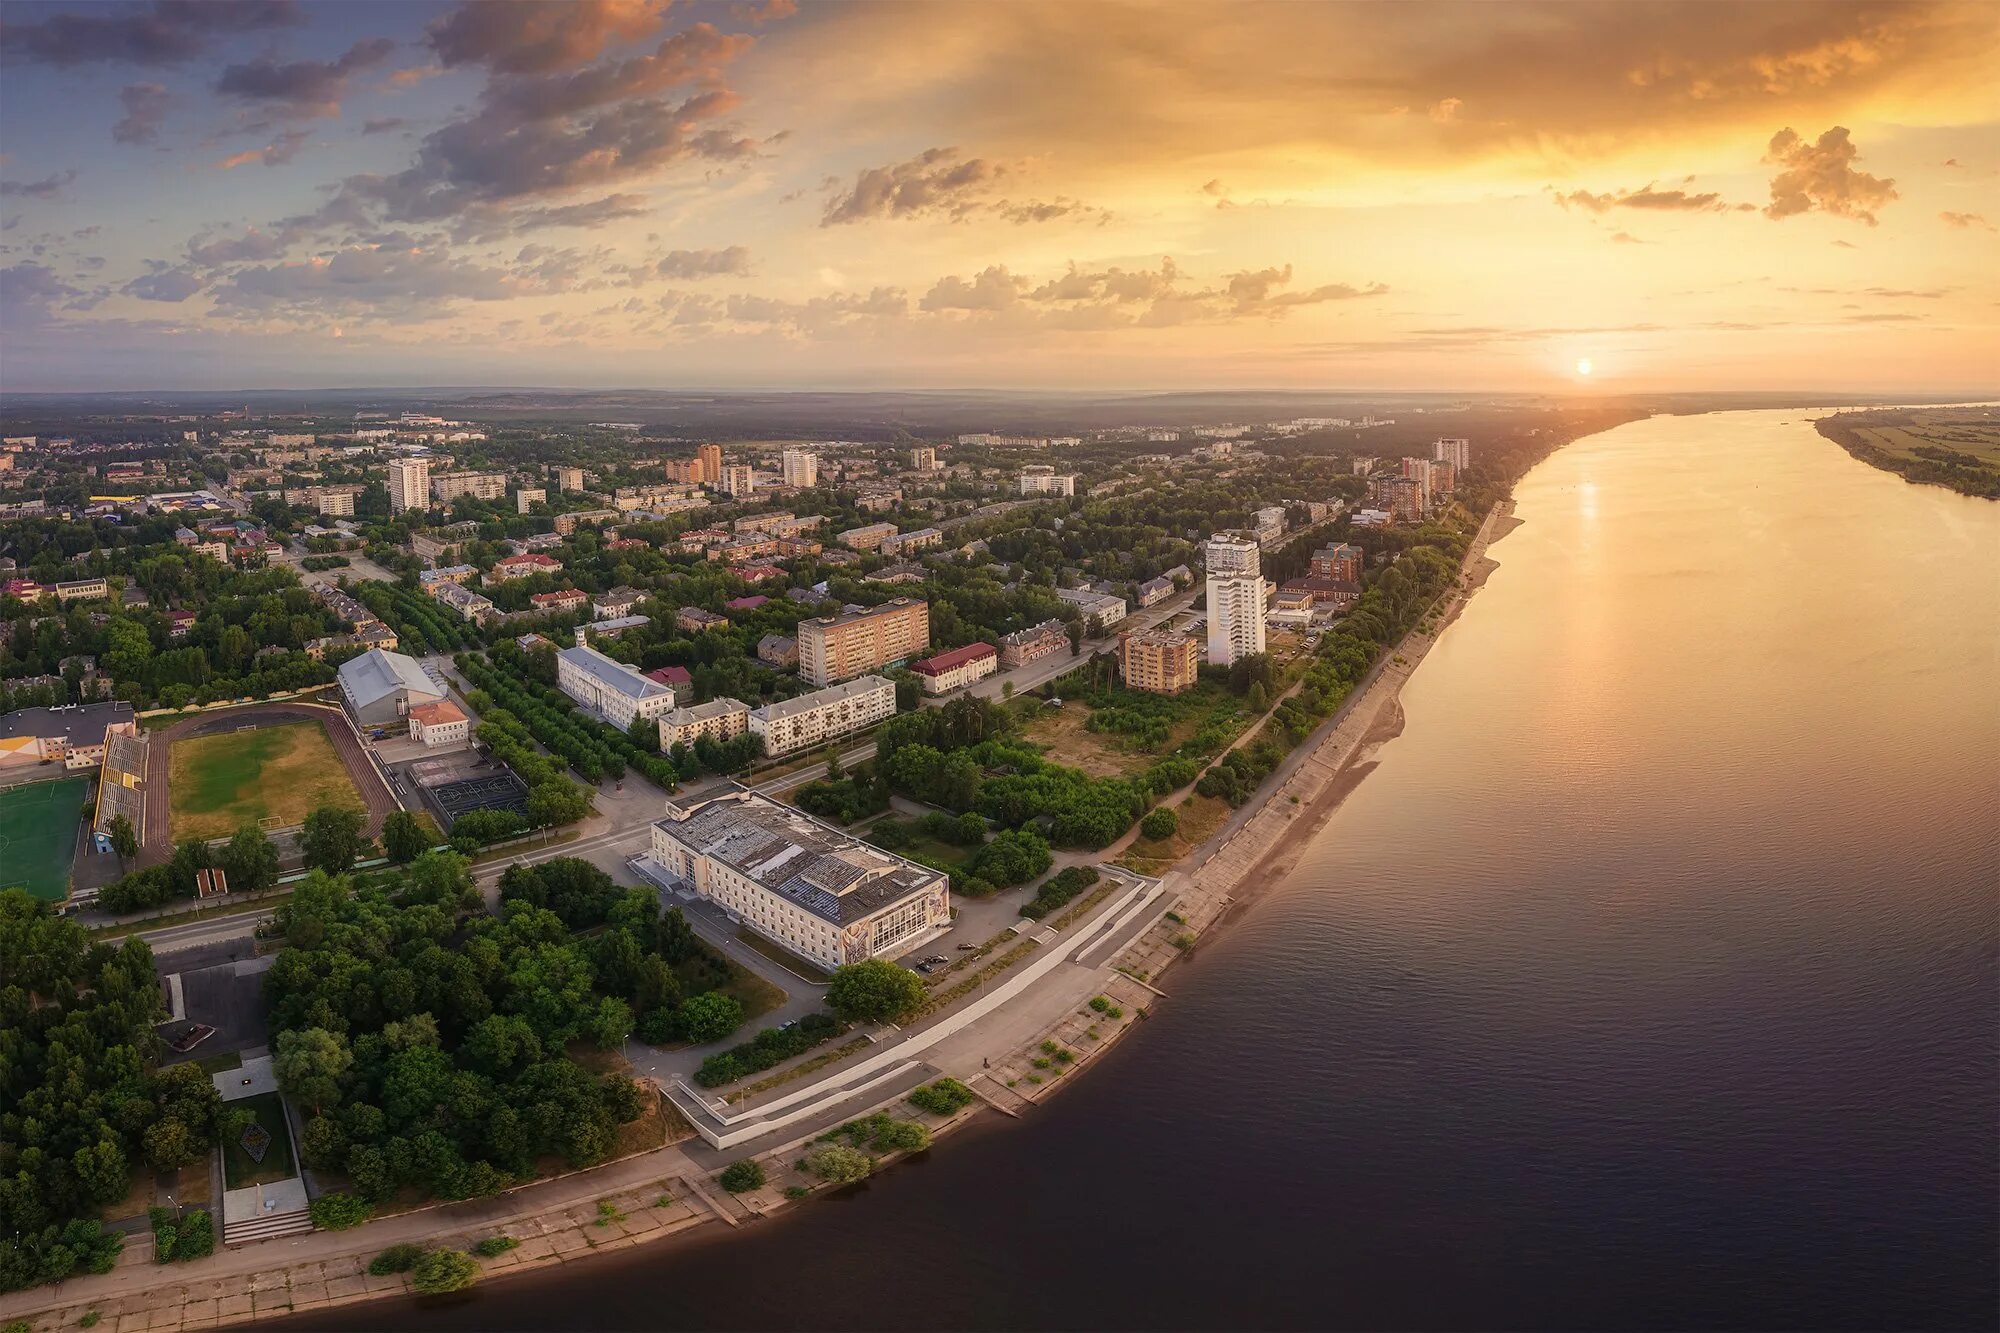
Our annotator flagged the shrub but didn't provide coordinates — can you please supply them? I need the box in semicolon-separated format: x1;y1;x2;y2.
1140;807;1178;840
80;1314;102;1328
678;991;746;1044
783;1186;810;1200
803;1144;873;1185
308;1193;374;1230
692;1012;843;1087
1089;994;1113;1013
872;1119;931;1153
471;1236;518;1258
410;1248;480;1294
1023;865;1100;919
719;1160;765;1193
906;1078;975;1116
368;1244;424;1276
827;958;925;1024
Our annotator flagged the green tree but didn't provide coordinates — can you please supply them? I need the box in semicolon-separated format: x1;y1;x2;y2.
1141;806;1178;840
307;1193;373;1230
380;810;429;864
803;1144;873;1185
105;814;138;864
827;958;925;1024
219;824;280;894
718;1160;764;1193
587;995;634;1050
410;1249;480;1295
300;804;367;873
273;1026;352;1115
677;991;744;1044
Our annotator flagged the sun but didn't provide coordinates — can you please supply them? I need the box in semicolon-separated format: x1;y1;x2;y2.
1576;357;1594;377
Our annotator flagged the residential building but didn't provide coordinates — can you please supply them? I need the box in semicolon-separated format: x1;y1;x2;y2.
1311;542;1364;584
798;597;930;686
1204;534;1267;666
556;628;676;729
747;675;896;757
593;586;643;619
781;449;818;488
1434;437;1471;469
430;581;494;622
678;606;729;632
697;443;722;484
337;648;445;728
910;642;997;694
1136;575;1176;607
1018;465;1078;497
1279;576;1360;609
418;564;477;589
408;700;470;747
1119;629;1201;695
0;702;136;771
1253;506;1288;545
1055;586;1128;630
53;577;110;604
387;457;431;513
487;552;561;582
720;464;756;497
757;633;799;669
837;521;898;552
909;446;938;470
883;527;942;555
531;589;588;615
645;665;693;691
591;615;651;638
516;487;546;513
998;618;1068;669
430;471;507;504
657;697;750;751
647;789;949;971
552;508;620;535
410;521;481;566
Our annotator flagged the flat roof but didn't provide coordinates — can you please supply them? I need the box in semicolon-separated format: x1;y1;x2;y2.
0;700;134;745
749;675;892;723
338;648;442;708
559;641;671;702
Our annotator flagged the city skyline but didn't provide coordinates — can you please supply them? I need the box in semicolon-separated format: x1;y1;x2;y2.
2;0;1997;393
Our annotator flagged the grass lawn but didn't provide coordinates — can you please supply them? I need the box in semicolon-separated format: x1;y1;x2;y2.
221;1092;296;1189
1117;792;1233;876
1021;703;1149;778
169;720;363;841
720;957;788;1023
0;776;88;901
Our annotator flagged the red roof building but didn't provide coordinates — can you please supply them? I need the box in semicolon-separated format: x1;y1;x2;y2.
910;642;998;694
645;665;693;688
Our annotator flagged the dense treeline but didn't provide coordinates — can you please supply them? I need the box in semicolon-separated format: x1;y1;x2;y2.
97;824;283;913
0;892;228;1293
456;647;677;788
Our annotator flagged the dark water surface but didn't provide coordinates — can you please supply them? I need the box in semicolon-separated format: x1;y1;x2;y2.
295;411;1999;1331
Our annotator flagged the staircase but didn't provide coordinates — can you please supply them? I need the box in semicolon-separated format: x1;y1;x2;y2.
223;1209;313;1245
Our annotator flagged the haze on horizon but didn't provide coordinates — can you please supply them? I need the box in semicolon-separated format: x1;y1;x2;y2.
1;0;1996;395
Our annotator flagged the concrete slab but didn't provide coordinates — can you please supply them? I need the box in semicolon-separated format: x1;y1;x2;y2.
211;1054;275;1102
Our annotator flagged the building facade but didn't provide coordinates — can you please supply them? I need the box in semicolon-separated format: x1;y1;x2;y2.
657;697;751;751
910;642;998;694
1310;542;1364;583
387;457;431;513
1204;534;1267;666
1119;628;1201;695
408;700;470;747
781;449;818;488
798;598;929;687
837;521;898;552
997;618;1068;669
1055;586;1128;629
430;471;508;504
1434;437;1471;469
1018;465;1078;497
747;675;896;757
556;629;676;729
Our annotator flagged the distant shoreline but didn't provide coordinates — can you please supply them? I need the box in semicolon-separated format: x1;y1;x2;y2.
1813;410;2000;500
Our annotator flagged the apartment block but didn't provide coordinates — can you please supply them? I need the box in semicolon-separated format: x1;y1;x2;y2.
747;675;897;757
657;697;750;752
1119;628;1201;696
798;597;930;687
387;457;431;513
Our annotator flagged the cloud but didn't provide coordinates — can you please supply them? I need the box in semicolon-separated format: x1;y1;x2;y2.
215;37;395;120
1556;184;1732;214
479;24;753;122
0;170;79;199
909;257;1381;328
822;148;1005;225
1223;265;1387;313
210;243;585;319
654;245;752;279
215;130;311;169
1763;126;1897;225
1939;210;1993;230
0;261;82;325
1610;231;1647;244
734;0;798;25
425;0;668;75
361;118;408;136
124;266;205;302
1428;97;1463;123
921;265;1025;312
186;227;290;265
0;0;300;68
112;83;173;145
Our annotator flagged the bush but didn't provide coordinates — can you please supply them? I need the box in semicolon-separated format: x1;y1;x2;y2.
471;1236;518;1258
803;1144;873;1185
719;1160;765;1193
368;1244;424;1276
410;1248;480;1294
678;991;746;1044
872;1119;931;1153
148;1207;213;1264
691;1012;843;1088
307;1193;374;1231
906;1078;976;1116
827;958;926;1024
1140;807;1178;840
1023;865;1100;919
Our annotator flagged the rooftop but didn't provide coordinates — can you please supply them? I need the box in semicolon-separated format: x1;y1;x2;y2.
409;700;467;726
657;790;944;926
337;648;442;709
0;700;135;745
661;698;749;726
749;674;892;723
912;642;996;674
560;641;672;702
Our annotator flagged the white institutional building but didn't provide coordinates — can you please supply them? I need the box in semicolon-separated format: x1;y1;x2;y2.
556;628;676;729
647;789;950;971
1204;533;1267;666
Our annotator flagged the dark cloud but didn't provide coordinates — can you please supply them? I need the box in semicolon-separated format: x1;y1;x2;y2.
426;0;667;75
451;193;655;242
481;24;753;122
210;244;582;319
113;83;173;145
0;261;81;326
1556;184;1733;214
0;0;299;68
124;266;205;302
1763;126;1897;225
0;170;79;199
216;129;311;169
361;117;408;135
733;0;798;25
215;37;395;120
654;246;751;279
822;148;1006;225
186;227;290;265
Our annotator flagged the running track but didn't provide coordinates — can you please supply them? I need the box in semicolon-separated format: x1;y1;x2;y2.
138;701;399;865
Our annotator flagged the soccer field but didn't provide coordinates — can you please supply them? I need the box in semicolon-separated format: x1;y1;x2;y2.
169;720;364;841
0;776;90;901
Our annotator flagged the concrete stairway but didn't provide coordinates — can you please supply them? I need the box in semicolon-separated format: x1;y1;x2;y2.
223;1209;313;1245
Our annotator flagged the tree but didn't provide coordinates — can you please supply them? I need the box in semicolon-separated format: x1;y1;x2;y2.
273;1026;352;1114
678;991;744;1044
719;1160;764;1193
587;995;634;1050
1141;807;1178;840
1002;679;1015;699
410;1248;480;1295
308;1193;374;1231
219;824;280;894
106;814;137;864
803;1144;873;1185
827;958;925;1025
380;810;429;864
300;804;367;873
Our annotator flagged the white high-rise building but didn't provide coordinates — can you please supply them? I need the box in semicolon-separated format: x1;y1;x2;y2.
1434;437;1471;469
387;458;431;514
721;464;756;497
1204;533;1266;666
781;449;818;488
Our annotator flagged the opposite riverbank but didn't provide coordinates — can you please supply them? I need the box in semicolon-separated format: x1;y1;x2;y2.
0;502;1520;1333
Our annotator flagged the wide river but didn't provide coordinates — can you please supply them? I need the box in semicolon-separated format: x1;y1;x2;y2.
318;410;1999;1331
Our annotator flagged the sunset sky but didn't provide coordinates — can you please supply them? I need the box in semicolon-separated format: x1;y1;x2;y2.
1;0;1995;392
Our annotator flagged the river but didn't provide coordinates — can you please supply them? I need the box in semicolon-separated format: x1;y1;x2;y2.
297;410;1999;1331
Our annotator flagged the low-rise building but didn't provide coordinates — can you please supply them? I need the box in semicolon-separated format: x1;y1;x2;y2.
748;675;896;757
1018;465;1077;497
678;606;729;633
53;577;110;604
1310;542;1364;584
1135;575;1176;607
408;699;470;747
418;564;477;588
998;618;1069;669
1055;586;1128;629
593;586;643;619
552;508;620;535
431;581;495;622
910;642;997;694
530;589;588;615
657;697;750;751
757;633;798;669
0;701;136;770
883;526;942;555
591;614;651;638
1118;628;1201;696
487;553;562;582
837;521;898;552
556;629;676;729
337;648;446;728
647;789;950;970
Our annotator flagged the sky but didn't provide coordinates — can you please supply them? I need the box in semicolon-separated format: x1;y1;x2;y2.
0;0;1996;394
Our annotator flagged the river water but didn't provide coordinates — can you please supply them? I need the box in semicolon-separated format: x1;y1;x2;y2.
302;410;1999;1331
